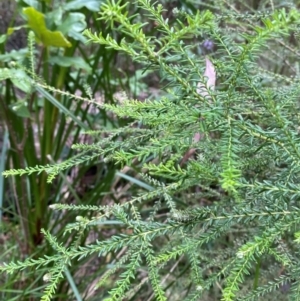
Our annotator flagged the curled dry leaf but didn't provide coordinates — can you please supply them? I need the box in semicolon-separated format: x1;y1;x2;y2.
181;57;216;166
196;56;216;99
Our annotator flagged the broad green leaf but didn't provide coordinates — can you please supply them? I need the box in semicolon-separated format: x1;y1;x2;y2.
0;68;12;81
0;68;32;93
9;69;32;93
9;101;32;118
0;49;28;62
58;13;86;33
22;0;39;8
57;13;87;42
0;35;6;44
23;7;72;48
48;56;92;73
67;31;87;43
65;0;102;12
46;7;64;27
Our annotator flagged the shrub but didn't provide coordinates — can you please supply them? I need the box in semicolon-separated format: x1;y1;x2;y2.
1;0;300;300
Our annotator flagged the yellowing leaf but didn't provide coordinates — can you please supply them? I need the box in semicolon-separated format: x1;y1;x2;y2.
23;7;72;48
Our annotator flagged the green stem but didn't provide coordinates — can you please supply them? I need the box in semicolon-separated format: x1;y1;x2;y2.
253;257;261;290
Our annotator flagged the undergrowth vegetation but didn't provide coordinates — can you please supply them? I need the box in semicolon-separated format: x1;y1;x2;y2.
1;0;300;300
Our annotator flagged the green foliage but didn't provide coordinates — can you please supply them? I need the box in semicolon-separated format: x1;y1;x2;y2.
2;0;300;300
0;0;123;299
